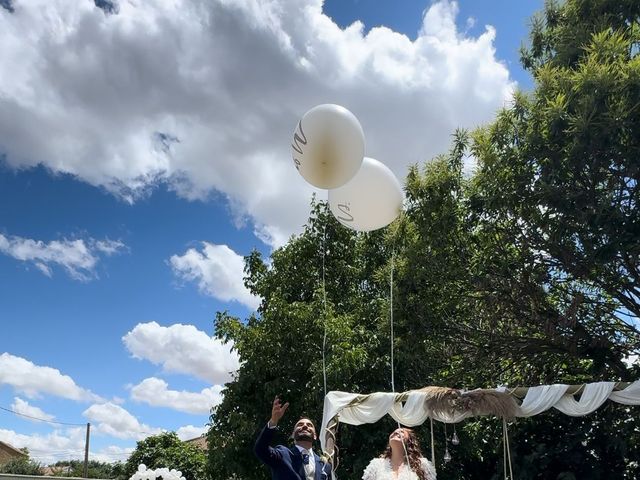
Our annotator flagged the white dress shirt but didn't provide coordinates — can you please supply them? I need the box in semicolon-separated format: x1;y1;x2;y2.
295;445;315;480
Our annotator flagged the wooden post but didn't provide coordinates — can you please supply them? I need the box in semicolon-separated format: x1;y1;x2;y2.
83;422;90;478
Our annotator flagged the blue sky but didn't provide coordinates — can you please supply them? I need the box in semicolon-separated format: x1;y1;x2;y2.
0;0;541;465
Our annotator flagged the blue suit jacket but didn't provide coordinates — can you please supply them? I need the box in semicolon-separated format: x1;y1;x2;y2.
254;424;331;480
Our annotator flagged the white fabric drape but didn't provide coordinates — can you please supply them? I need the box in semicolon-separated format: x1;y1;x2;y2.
554;382;615;416
320;380;640;458
338;392;397;425
610;380;640;405
515;384;568;417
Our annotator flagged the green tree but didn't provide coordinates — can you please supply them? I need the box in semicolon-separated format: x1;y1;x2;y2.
0;456;43;475
51;459;123;478
208;200;394;480
122;432;206;480
393;134;639;480
486;0;640;322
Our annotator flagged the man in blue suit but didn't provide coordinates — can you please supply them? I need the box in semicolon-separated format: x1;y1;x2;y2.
254;397;331;480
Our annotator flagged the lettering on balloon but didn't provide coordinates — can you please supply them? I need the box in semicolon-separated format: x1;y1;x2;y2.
336;203;354;222
291;121;307;154
291;121;307;170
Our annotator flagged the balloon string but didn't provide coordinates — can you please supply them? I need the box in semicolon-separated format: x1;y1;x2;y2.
399;425;411;476
503;419;513;479
390;250;395;393
322;223;328;399
502;420;507;479
430;418;435;464
389;248;410;469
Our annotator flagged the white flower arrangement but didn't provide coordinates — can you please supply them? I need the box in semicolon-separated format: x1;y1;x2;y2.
129;464;186;480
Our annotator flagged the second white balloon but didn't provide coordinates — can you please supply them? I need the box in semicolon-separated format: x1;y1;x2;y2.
328;157;404;232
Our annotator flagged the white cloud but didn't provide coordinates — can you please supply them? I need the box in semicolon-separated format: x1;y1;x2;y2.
170;243;260;310
122;322;239;384
0;427;133;464
0;353;103;402
0;233;125;280
465;17;477;30
94;239;126;256
83;402;161;440
624;354;638;368
176;425;207;442
0;0;514;248
10;397;55;422
90;445;134;464
0;427;86;464
130;377;222;415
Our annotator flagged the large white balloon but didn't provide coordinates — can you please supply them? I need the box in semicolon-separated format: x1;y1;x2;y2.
329;157;404;232
291;104;365;189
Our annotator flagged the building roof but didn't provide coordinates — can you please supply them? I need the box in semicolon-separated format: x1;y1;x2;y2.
42;465;69;476
0;440;28;458
184;435;208;450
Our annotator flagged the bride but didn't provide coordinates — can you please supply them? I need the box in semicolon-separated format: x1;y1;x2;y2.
362;427;437;480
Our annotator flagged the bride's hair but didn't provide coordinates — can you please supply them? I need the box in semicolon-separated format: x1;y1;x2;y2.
381;428;428;480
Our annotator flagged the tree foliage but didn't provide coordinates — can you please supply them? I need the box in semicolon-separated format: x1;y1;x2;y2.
208;201;393;479
208;0;640;478
0;456;43;475
49;459;124;479
122;432;206;480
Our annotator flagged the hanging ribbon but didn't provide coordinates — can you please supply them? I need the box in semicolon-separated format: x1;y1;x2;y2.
502;419;513;480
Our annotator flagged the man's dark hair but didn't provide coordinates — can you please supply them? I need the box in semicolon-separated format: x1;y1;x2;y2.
295;416;316;426
290;416;317;441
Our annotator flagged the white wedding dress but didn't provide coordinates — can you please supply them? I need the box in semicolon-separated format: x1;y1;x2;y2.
362;457;437;480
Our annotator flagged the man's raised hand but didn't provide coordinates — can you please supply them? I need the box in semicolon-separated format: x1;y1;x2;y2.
269;396;289;427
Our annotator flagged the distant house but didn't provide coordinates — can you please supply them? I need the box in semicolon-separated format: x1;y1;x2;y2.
184;435;208;451
0;440;28;465
42;465;70;476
